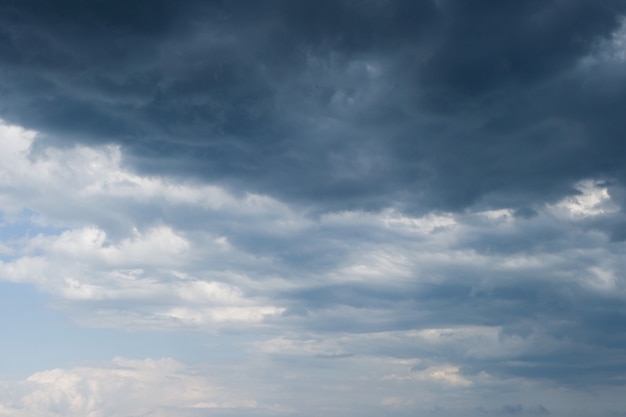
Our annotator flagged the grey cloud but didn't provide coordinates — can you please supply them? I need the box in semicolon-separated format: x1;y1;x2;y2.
419;0;624;97
477;404;550;416
258;205;626;385
1;0;625;212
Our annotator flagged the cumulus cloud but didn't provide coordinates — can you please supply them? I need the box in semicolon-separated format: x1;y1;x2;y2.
0;357;256;417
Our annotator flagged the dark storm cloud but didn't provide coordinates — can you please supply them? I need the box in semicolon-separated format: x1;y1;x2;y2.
1;0;625;211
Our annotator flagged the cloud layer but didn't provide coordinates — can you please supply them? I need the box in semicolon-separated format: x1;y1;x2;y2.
0;118;626;415
1;0;626;211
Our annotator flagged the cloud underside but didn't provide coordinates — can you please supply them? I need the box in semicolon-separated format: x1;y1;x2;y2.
0;1;625;211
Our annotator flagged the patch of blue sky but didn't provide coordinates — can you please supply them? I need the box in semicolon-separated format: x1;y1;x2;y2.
0;209;67;239
0;281;248;380
0;209;68;261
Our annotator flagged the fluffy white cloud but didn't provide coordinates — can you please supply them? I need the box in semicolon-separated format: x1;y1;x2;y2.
0;223;284;328
0;357;256;417
550;179;618;217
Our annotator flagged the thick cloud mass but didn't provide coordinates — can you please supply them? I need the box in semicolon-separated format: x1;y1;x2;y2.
1;1;626;416
1;0;625;210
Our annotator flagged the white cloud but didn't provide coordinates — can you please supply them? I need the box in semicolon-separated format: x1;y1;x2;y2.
0;221;283;327
551;179;617;217
0;119;307;232
0;357;255;417
416;365;472;387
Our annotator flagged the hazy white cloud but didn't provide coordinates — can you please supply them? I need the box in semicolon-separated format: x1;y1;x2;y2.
0;223;284;328
0;357;256;417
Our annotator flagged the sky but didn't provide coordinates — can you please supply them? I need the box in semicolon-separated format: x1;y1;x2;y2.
0;0;626;416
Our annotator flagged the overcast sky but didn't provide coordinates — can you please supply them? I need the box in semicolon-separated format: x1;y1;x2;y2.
1;1;626;416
